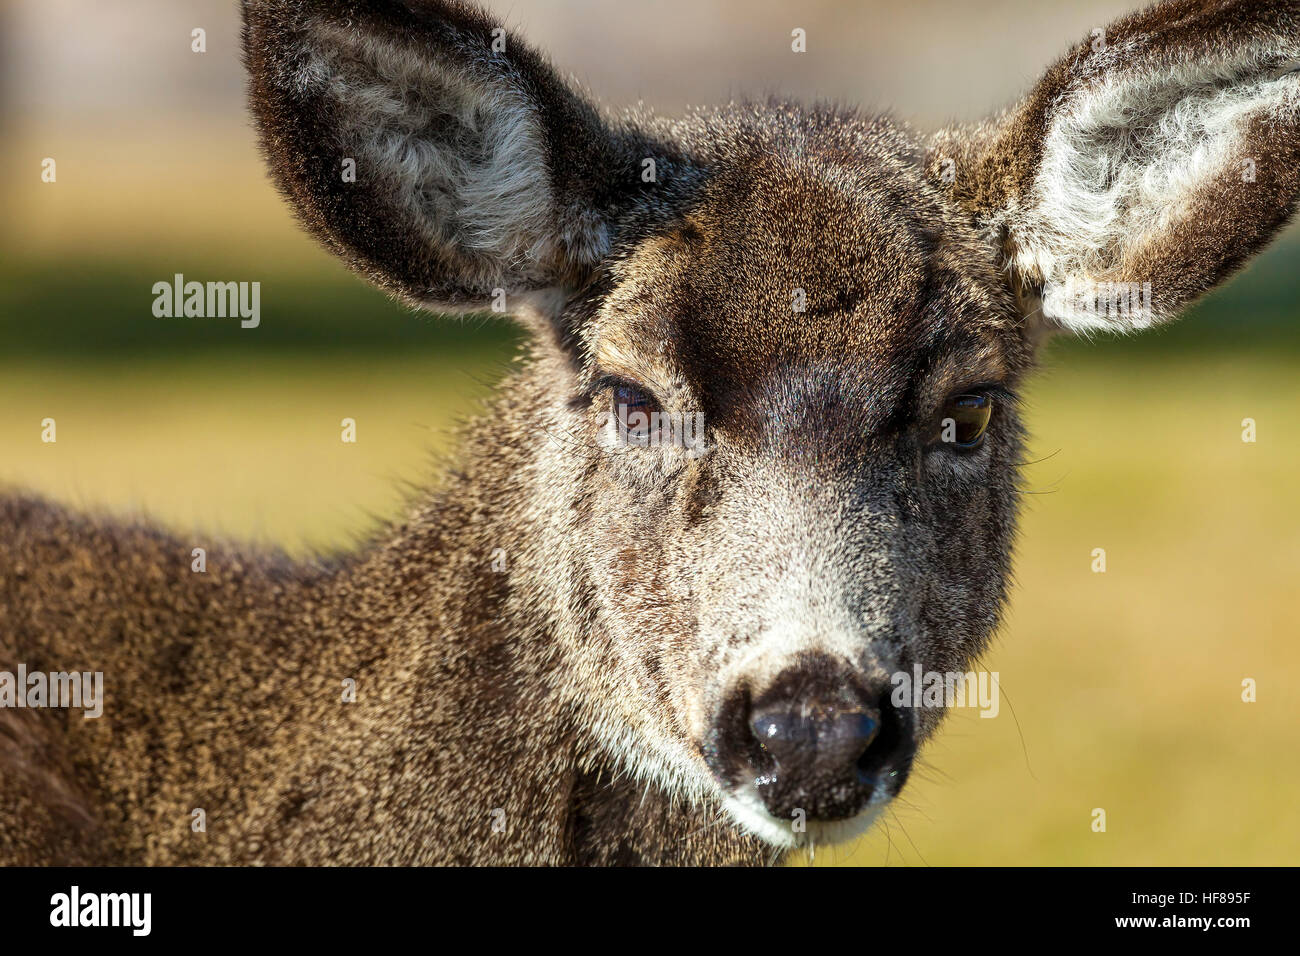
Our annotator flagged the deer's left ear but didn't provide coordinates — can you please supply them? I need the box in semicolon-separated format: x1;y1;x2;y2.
929;0;1300;334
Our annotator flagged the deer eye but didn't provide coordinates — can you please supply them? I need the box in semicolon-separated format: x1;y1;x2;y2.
610;382;660;444
936;393;993;449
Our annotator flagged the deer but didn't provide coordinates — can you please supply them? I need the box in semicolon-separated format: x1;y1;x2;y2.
1;0;1297;866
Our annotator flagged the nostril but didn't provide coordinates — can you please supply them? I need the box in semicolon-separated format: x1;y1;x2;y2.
852;711;880;751
856;691;913;781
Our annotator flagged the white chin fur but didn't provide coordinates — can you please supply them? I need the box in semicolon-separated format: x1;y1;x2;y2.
720;789;888;850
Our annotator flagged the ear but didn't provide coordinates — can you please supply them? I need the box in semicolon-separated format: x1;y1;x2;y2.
242;0;673;316
928;0;1300;334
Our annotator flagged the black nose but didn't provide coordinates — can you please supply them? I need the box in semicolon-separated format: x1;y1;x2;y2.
704;655;915;822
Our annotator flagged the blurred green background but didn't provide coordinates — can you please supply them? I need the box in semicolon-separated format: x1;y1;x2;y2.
1;0;1297;865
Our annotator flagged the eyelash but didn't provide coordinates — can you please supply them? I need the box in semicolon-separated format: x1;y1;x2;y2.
590;374;650;399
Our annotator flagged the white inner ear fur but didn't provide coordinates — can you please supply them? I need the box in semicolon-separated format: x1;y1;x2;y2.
295;24;610;294
1009;57;1300;334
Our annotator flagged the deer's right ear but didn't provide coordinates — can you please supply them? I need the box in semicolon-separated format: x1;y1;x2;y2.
242;0;666;315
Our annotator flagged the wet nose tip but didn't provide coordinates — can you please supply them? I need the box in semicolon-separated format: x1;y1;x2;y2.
749;702;880;769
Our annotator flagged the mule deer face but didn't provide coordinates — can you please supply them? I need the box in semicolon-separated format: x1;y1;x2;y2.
567;152;1028;843
245;0;1300;848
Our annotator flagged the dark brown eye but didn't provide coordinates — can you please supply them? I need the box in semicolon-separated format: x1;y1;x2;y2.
611;383;659;443
936;393;993;449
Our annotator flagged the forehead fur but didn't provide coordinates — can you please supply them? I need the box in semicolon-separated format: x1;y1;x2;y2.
594;105;1026;424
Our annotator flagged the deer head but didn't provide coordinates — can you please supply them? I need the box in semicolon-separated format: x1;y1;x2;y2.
243;0;1300;849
